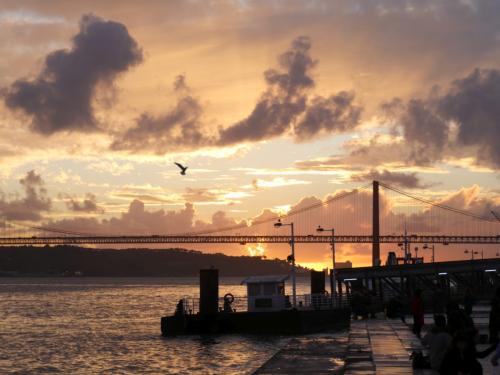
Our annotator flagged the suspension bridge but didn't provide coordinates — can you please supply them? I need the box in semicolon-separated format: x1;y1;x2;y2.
1;181;499;266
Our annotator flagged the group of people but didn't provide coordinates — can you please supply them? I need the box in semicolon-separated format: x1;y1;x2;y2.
410;288;500;374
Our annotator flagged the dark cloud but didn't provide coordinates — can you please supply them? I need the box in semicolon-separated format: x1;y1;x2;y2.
110;75;213;153
351;169;428;189
111;37;361;153
383;68;500;169
64;193;104;213
0;170;51;221
3;14;142;135
294;92;362;140
218;36;361;146
438;69;500;167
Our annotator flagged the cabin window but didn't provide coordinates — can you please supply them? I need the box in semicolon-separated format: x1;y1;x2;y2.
263;283;275;295
248;284;260;296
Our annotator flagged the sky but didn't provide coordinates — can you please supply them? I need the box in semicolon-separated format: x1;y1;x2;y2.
0;0;499;268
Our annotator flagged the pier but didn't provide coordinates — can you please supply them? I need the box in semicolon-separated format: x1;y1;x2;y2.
254;318;497;374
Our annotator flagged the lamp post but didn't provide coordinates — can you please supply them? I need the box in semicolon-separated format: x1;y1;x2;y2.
274;219;296;308
464;249;478;260
423;244;435;263
317;225;336;302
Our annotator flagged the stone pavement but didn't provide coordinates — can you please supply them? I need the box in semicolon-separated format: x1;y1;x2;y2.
253;319;430;374
344;319;431;374
253;319;499;374
253;331;349;374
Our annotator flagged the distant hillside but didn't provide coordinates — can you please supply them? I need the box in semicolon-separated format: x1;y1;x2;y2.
0;246;308;277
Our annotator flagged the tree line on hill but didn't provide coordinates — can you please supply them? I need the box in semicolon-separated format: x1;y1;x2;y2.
0;246;308;277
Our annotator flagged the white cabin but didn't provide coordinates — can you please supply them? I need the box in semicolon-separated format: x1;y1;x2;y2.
241;275;289;312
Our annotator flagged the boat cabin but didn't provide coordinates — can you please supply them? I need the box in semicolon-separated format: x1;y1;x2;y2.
241;275;290;312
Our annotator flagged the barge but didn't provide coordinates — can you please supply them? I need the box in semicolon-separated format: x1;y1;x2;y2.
161;269;351;336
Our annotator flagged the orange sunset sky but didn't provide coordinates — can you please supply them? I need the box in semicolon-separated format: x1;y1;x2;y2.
0;0;499;268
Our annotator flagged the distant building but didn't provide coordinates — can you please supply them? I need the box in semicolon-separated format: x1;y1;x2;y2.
336;261;352;269
321;261;352;274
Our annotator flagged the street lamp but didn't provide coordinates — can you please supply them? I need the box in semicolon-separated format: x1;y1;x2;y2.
274;219;296;308
464;249;479;260
423;244;435;263
317;225;336;302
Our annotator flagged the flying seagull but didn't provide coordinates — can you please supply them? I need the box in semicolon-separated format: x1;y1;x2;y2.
174;162;188;175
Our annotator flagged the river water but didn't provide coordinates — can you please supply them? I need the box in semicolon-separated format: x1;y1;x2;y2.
0;277;315;374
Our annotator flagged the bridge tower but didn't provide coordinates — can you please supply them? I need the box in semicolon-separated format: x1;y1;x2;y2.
372;180;381;266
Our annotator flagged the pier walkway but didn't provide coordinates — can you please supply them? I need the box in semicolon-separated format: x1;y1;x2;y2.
254;318;498;374
254;319;428;374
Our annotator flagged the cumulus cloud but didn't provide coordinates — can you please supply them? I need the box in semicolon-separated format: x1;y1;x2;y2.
0;170;51;221
3;14;142;134
49;199;245;236
218;36;361;146
110;75;213;153
350;169;429;189
250;177;312;190
378;68;500;169
294;92;361;140
63;193;104;213
111;36;361;154
438;69;500;167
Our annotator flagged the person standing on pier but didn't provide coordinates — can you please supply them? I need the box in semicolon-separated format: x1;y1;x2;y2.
411;289;425;338
464;288;475;317
489;287;500;344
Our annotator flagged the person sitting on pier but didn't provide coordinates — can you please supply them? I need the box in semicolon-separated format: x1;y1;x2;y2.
421;314;452;371
440;330;497;375
411;289;425;338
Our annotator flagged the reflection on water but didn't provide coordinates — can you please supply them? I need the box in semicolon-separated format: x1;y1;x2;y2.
0;277;312;374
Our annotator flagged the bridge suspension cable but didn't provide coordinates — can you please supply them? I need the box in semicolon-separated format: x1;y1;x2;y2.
379;182;500;224
170;183;371;236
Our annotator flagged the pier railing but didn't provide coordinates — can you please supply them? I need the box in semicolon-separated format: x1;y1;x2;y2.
176;293;351;315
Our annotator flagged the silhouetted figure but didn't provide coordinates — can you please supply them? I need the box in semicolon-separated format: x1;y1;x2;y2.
489;287;500;343
432;288;447;315
446;301;474;337
175;299;185;316
464;288;475;317
491;341;500;367
351;291;368;319
440;331;497;375
385;297;405;321
223;293;234;313
422;315;452;371
411;289;424;338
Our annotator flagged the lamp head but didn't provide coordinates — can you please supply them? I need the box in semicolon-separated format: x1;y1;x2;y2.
274;219;282;228
423;244;428;249
316;225;324;233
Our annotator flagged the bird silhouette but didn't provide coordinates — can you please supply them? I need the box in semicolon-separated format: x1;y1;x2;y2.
174;162;188;175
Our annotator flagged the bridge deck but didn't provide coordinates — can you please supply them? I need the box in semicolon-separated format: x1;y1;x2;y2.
0;234;499;245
